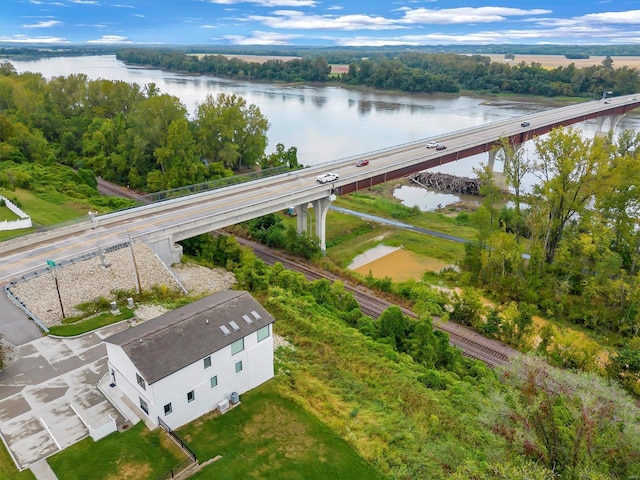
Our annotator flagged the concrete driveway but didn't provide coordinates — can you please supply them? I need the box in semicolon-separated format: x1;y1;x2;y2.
0;324;128;471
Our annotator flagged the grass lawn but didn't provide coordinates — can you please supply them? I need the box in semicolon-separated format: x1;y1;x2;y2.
0;442;36;480
179;380;386;480
47;309;135;337
0;188;94;242
0;205;20;221
47;422;185;480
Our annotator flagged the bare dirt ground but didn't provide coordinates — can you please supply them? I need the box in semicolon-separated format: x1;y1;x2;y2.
485;54;640;69
209;53;640;72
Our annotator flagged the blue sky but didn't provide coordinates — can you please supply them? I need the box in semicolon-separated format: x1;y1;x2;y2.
1;0;640;46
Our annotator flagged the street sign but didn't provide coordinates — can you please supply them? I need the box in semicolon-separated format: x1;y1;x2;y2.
46;259;56;267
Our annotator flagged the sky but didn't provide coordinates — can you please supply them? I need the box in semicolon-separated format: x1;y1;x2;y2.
1;0;640;46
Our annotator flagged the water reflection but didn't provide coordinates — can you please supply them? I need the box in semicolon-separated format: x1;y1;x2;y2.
394;185;479;212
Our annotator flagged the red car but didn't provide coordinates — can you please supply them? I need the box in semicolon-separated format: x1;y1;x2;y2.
436;144;447;151
356;159;370;167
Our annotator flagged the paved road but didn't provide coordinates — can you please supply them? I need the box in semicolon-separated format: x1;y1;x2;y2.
330;206;469;243
0;292;43;346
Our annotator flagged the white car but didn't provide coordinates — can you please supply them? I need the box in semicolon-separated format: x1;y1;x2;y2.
426;141;439;148
316;172;339;183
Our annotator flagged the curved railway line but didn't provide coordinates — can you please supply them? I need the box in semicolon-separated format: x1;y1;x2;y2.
234;237;517;368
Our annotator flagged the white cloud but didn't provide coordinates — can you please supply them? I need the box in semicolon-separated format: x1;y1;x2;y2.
207;0;317;6
0;34;69;43
398;7;551;24
22;20;63;28
223;30;300;44
87;35;132;43
246;11;401;31
578;9;640;24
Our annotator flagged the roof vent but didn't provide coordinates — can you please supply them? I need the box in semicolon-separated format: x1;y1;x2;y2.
229;320;240;331
251;310;261;320
242;314;253;324
219;325;231;336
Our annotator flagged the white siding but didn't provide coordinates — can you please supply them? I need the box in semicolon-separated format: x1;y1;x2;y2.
105;343;154;420
108;325;274;430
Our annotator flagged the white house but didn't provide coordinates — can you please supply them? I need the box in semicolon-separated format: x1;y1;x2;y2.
104;290;275;430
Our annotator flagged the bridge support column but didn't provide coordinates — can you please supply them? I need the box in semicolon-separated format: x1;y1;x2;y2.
147;236;183;267
595;114;625;137
488;145;521;192
295;204;310;234
311;196;335;253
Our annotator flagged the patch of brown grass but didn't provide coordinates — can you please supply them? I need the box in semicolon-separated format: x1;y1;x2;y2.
105;463;151;480
486;54;640;69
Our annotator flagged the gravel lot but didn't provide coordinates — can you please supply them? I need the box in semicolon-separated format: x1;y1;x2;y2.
10;243;237;327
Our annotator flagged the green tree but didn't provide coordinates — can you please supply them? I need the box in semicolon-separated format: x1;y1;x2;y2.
494;137;533;242
194;93;269;171
595;130;640;274
377;306;409;350
531;128;606;264
127;93;188;188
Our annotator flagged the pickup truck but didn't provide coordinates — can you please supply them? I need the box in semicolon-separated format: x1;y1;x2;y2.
316;172;339;183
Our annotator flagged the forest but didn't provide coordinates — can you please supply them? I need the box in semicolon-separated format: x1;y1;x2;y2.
115;47;640;97
0;61;298;194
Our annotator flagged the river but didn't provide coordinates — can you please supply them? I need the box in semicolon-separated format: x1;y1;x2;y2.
6;54;640;210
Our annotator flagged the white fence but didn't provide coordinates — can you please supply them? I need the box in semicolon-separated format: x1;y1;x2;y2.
0;195;32;231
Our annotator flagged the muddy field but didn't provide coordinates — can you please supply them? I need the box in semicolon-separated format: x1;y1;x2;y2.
484;54;640;69
205;53;640;74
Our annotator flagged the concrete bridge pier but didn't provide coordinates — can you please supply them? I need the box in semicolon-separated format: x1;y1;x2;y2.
595;113;625;137
311;196;334;253
147;235;183;267
295;203;310;235
487;144;522;191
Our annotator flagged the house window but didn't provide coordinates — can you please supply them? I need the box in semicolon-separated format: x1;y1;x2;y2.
187;390;195;403
231;338;244;355
203;356;212;369
257;325;270;342
164;403;172;416
235;360;243;373
139;397;149;415
136;373;146;390
210;375;218;388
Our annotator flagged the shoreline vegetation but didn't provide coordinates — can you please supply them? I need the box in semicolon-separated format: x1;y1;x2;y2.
111;47;639;99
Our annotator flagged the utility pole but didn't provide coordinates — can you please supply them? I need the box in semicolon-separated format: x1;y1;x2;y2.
88;211;108;267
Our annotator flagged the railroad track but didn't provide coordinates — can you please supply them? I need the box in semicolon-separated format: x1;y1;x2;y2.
235;237;516;368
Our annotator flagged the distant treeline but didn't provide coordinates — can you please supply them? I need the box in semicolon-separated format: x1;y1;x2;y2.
5;43;640;59
116;48;639;98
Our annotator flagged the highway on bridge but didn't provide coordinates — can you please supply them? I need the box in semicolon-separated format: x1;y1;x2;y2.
1;93;639;291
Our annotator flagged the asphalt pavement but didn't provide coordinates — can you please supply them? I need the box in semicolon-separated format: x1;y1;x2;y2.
0;291;43;346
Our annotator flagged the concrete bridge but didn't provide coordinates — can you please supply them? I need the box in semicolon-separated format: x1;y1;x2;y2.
1;94;638;286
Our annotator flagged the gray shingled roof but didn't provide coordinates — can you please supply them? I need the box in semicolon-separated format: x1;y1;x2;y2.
104;290;275;384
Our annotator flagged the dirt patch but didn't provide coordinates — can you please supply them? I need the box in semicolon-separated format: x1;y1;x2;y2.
105;463;151;480
353;247;453;282
486;54;640;69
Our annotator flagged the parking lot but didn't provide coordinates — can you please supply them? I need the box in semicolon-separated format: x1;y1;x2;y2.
0;325;128;470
